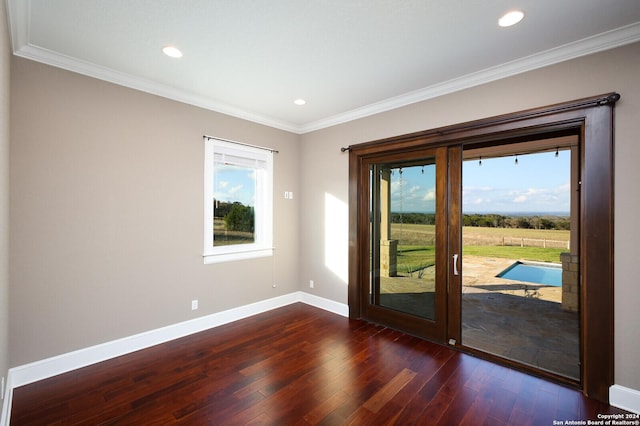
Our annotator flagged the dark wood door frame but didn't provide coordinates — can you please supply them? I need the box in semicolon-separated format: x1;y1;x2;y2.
358;148;449;342
347;93;619;402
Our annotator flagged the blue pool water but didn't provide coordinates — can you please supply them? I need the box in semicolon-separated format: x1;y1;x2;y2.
497;261;562;287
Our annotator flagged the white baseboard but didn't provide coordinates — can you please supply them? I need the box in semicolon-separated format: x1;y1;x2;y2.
0;291;348;426
300;291;349;317
0;374;11;426
610;384;640;414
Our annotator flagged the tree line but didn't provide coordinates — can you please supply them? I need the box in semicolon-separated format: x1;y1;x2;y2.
215;200;254;233
391;212;570;230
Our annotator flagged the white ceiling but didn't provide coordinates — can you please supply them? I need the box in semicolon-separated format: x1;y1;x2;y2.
6;0;640;133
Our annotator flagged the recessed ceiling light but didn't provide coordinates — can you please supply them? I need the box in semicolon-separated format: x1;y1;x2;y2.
293;99;306;106
162;46;183;58
499;10;525;27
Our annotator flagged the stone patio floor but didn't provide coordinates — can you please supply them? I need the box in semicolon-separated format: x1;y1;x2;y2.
379;255;580;380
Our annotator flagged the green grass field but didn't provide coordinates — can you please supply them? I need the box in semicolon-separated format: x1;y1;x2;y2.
393;225;569;272
461;245;564;263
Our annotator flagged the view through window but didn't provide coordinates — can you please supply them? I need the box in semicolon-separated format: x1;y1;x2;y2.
213;161;257;247
203;137;273;264
370;160;438;321
461;142;579;380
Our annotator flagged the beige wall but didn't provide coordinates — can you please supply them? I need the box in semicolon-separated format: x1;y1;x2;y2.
299;42;640;391
9;57;300;365
0;2;10;385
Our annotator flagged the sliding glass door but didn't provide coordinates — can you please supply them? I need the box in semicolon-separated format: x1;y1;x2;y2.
355;139;581;380
348;93;617;400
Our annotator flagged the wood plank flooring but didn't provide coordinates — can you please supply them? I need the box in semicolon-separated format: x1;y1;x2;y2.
10;303;628;425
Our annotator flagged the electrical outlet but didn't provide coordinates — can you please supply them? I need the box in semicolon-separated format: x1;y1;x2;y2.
191;300;198;310
309;280;314;288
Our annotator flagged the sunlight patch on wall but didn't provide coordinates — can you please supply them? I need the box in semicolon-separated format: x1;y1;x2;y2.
325;192;348;283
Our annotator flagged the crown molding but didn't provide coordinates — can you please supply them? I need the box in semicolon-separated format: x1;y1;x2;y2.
12;43;301;134
298;21;640;134
5;0;28;52
7;0;640;135
6;0;299;133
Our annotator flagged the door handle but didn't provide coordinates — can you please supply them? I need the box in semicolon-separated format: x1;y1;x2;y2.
452;254;459;276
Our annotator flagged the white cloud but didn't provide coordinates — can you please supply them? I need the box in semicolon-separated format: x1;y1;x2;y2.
423;188;435;201
468;197;487;206
463;184;570;212
228;184;243;195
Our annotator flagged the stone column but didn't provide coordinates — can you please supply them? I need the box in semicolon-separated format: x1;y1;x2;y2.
561;252;579;312
381;239;398;277
380;168;397;277
561;146;580;312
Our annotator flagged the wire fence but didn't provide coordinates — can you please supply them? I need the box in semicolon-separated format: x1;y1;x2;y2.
390;231;570;250
463;235;569;249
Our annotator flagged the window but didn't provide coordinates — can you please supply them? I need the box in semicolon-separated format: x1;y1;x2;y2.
204;137;273;263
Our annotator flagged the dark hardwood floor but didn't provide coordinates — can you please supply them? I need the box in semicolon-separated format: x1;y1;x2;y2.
10;303;627;425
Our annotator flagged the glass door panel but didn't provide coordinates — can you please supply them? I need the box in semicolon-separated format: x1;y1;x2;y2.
363;148;447;342
370;162;437;320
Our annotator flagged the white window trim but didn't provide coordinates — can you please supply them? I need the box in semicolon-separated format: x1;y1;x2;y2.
204;138;274;264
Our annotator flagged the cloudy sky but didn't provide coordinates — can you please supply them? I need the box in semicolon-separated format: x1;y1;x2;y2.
214;164;256;206
389;150;570;214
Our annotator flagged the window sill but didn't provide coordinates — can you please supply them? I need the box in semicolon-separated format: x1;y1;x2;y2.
203;248;273;264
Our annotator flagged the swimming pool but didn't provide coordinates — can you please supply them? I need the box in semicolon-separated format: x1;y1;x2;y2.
496;261;562;287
